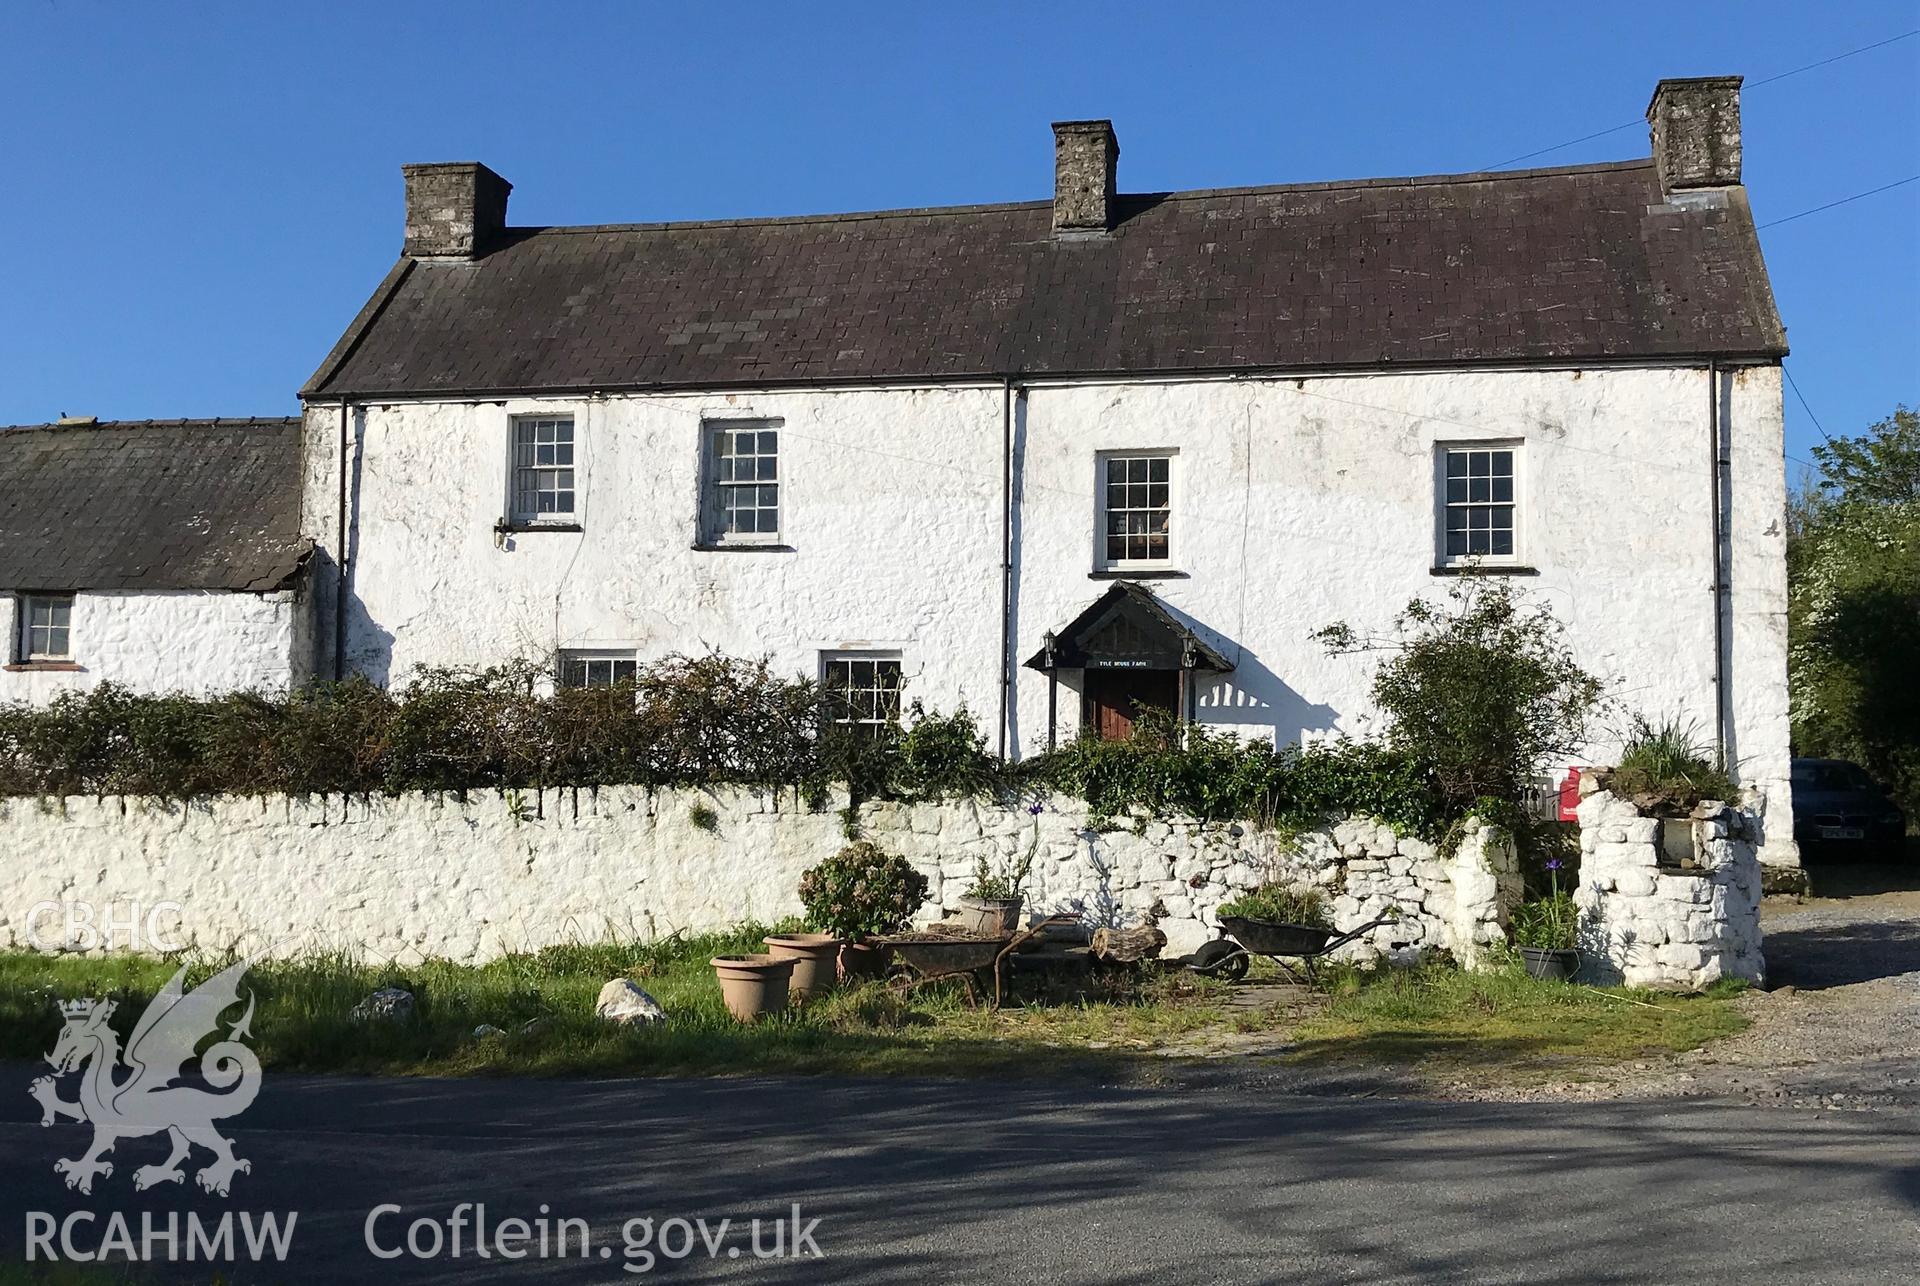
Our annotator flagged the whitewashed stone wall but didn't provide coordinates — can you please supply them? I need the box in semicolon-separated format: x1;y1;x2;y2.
0;590;304;705
1573;783;1765;992
1279;817;1520;966
0;787;1517;967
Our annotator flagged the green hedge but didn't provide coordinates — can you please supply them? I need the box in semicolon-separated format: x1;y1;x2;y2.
0;656;1447;835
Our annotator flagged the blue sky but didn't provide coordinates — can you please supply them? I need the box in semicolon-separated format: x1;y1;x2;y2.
1;2;1914;471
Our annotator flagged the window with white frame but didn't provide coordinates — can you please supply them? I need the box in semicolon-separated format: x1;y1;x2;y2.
1098;452;1173;568
820;653;902;735
1439;445;1519;561
510;415;576;523
557;650;638;689
701;422;780;544
17;594;74;662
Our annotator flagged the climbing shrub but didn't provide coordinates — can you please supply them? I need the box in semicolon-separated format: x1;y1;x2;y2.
1024;710;1447;837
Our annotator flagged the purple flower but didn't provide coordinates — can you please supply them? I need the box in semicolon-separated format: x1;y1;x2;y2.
1027;801;1044;815
1544;859;1564;871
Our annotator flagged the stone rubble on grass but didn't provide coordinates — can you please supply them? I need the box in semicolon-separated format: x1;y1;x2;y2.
350;987;415;1025
472;1024;505;1038
595;978;668;1026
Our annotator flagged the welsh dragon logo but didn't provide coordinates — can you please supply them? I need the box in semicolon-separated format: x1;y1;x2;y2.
30;959;261;1196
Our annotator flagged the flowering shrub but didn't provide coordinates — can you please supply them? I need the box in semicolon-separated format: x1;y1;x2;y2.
797;842;930;941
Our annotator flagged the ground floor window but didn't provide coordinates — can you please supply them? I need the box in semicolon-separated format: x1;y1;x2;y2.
820;652;903;734
558;649;637;689
17;594;74;662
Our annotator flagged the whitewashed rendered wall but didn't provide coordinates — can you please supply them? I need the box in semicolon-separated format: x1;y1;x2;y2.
300;389;1004;717
1721;365;1794;867
0;788;1517;967
0;590;301;705
299;363;1794;863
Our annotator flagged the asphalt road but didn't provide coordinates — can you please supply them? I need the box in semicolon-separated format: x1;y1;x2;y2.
1;1070;1916;1284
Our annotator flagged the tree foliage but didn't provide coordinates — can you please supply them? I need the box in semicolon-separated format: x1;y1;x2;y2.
1317;578;1603;815
1807;405;1920;505
1789;405;1920;815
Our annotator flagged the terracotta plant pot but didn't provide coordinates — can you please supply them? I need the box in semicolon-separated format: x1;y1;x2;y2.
762;932;843;999
1520;947;1580;982
837;940;892;982
952;895;1024;936
710;954;794;1022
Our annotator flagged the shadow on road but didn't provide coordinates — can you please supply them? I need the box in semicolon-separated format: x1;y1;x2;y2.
5;1070;1918;1283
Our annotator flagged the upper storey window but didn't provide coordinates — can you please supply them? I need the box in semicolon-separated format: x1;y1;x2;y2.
510;416;576;523
702;421;781;545
1439;445;1518;563
1097;452;1174;570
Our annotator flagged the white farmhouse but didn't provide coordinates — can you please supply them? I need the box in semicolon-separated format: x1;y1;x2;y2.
0;417;313;702
298;78;1797;868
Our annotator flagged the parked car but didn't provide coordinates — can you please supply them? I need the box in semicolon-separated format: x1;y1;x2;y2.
1791;758;1907;857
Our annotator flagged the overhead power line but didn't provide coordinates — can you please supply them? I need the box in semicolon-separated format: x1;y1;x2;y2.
1478;28;1920;171
1758;174;1919;228
1784;364;1836;448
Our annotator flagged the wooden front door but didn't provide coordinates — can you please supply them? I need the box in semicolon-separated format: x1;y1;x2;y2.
1083;668;1178;741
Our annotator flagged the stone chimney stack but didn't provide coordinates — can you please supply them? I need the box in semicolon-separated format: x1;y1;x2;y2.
1052;120;1119;234
402;162;513;259
1646;77;1743;191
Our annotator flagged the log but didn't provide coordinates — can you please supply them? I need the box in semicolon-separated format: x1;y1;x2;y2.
1090;924;1167;964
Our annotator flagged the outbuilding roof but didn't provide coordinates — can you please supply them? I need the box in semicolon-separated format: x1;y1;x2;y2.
0;418;309;592
304;157;1785;400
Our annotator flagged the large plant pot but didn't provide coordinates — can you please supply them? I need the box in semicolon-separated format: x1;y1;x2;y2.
837;940;892;982
763;932;843;999
952;896;1024;936
710;954;794;1022
1520;947;1580;982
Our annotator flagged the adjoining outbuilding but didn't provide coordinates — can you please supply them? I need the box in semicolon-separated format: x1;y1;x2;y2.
0;417;313;703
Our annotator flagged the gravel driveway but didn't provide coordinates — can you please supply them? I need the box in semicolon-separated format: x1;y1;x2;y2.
1559;862;1920;1111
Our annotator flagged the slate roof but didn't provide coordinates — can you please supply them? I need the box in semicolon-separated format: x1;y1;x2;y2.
304;158;1785;400
0;418;309;592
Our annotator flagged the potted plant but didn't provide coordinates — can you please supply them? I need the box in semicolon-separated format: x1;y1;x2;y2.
762;930;843;1000
1510;859;1579;981
953;816;1039;936
709;953;795;1022
797;841;930;979
1214;883;1335;956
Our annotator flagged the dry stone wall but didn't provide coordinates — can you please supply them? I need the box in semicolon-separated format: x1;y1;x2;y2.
0;788;1520;967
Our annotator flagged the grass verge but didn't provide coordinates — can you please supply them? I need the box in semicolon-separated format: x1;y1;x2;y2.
0;934;1747;1086
0;929;1228;1081
1286;958;1750;1084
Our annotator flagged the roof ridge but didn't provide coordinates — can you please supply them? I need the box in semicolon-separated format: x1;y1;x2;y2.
0;416;302;434
491;157;1659;239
